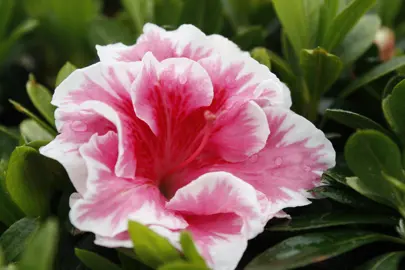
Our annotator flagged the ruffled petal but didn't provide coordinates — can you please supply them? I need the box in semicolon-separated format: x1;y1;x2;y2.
70;131;187;237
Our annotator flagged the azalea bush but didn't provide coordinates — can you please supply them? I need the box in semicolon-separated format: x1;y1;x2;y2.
2;0;405;269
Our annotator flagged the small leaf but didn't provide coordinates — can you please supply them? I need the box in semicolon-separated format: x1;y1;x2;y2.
251;47;271;70
26;75;55;127
179;232;207;266
9;100;56;137
19;219;59;270
20;119;54;143
357;251;405;270
128;221;182;268
246;231;405;270
382;79;405;142
5;146;62;217
55;62;77;87
340;55;405;98
336;14;381;65
322;0;376;51
75;249;121;270
300;48;343;101
325;109;392;136
267;212;397;232
0;218;39;263
158;261;208;270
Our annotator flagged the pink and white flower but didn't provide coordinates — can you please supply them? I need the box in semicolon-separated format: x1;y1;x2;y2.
40;24;335;270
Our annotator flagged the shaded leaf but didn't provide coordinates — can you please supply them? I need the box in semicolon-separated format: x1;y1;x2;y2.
357;251;405;269
89;17;133;46
180;0;222;34
75;249;121;270
179;232;207;266
246;231;405;270
232;26;266;51
0;0;15;39
26;75;55;127
0;218;39;263
340;55;405;98
382;79;405;142
251;47;271;70
19;219;59;270
325;109;392;136
20;119;54;142
267;212;397;232
121;0;153;35
154;0;183;27
376;0;402;27
128;221;182;268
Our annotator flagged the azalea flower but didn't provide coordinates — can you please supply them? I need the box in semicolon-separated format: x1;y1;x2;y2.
40;24;335;270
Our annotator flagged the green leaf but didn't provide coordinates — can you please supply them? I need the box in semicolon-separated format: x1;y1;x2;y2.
300;48;343;103
55;62;77;87
0;247;3;266
246;231;405;270
357;251;405;270
0;0;15;39
383;75;405;99
340;55;405;98
75;249;121;270
325;109;392;136
251;47;271;70
89;17;133;47
345;130;405;212
19;219;59;270
376;0;402;27
267;212;397;232
20;119;54;143
322;0;376;51
0;218;39;263
5;146;56;217
220;0;250;29
336;14;381;65
9;100;56;137
317;0;340;45
118;252;152;270
382;79;405;142
158;261;208;270
122;0;153;35
232;26;266;51
26;75;55;127
179;232;207;266
179;0;223;34
272;0;322;55
154;0;183;27
128;220;182;268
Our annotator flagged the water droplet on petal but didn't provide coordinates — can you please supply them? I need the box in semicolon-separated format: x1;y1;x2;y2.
71;121;87;132
275;157;283;166
303;165;311;172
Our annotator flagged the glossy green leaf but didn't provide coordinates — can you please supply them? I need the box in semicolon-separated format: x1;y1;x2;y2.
340;55;405;98
376;0;402;27
267;212;397;232
246;231;405;270
158;261;208;270
0;0;15;39
325;109;392;136
0;218;39;263
75;249;121;270
251;47;271;70
26;75;55;127
232;26;265;51
382;79;405;142
0;184;23;227
383;75;405;99
5;146;59;217
9;100;56;137
357;251;405;270
322;0;376;51
89;17;133;47
20;120;54;143
336;14;381;65
128;220;182;268
55;62;77;87
154;0;183;27
300;48;343;102
179;232;207;266
19;219;59;270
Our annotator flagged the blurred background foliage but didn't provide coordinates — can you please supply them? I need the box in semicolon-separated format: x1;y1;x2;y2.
3;0;405;269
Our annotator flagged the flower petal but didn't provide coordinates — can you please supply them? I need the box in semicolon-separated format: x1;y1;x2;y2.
70;131;187;237
132;52;214;135
208;101;269;162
